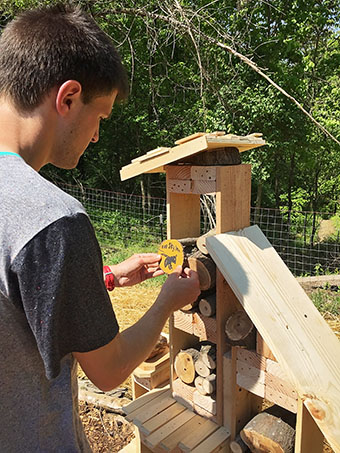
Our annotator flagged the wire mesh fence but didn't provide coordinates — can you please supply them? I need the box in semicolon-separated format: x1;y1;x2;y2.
58;183;340;277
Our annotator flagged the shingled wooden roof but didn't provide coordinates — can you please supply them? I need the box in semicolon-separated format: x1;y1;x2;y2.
120;131;266;181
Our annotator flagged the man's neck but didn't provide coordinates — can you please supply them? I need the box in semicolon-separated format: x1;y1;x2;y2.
0;98;54;171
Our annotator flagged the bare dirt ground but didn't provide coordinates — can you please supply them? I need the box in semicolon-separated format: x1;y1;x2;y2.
79;283;339;452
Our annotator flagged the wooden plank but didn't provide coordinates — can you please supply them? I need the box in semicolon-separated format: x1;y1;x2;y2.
265;386;298;413
123;386;170;415
168;179;192;194
160;414;205;451
215;164;254;430
236;348;266;371
120;135;265;181
192;180;216;194
144;409;196;449
127;391;175;424
175;132;206;145
257;332;276;361
173;310;194;335
172;378;195;410
295;397;324;453
166;192;201;239
216;165;251;233
193;391;217;415
236;361;266;382
178;418;220;452
265;372;297;400
165;165;192;180
121;135;208;180
266;357;288;380
236;373;265;398
223;351;256;438
132;378;149;400
132;147;170;163
206;225;340;452
191;166;217;181
141;402;187;436
190;426;231;453
193;312;217;343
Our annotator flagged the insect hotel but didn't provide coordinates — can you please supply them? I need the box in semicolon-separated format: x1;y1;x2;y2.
119;132;340;453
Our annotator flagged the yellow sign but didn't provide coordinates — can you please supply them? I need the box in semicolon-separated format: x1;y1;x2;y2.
158;239;184;274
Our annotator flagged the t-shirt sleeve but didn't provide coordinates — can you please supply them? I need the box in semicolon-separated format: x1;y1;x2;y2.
9;213;119;379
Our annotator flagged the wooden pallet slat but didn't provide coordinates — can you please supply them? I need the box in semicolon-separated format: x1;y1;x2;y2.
126;389;172;421
141;402;187;436
123;386;170;416
144;409;196;449
190;426;231;453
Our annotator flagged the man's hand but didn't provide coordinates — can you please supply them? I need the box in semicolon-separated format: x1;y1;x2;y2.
157;265;201;312
108;253;164;287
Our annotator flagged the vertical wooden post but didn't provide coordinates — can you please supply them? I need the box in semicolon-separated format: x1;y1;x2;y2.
295;398;324;453
215;165;258;435
166;175;202;389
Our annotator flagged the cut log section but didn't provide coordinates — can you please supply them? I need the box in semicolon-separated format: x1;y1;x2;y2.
230;434;250;453
225;310;256;350
188;250;216;291
174;348;200;384
194;374;216;396
196;229;216;255
200;343;216;370
240;410;295;453
180;147;241;165
198;293;216;317
195;358;211;378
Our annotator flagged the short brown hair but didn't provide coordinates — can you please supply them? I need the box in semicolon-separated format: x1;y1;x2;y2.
0;4;128;111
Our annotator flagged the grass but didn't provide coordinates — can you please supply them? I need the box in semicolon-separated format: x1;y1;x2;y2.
310;288;340;316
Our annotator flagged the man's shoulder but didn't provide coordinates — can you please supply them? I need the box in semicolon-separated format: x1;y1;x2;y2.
0;156;87;259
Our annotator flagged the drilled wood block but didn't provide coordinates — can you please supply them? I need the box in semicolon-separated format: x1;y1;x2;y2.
193;313;217;343
173;310;194;335
191;166;217;181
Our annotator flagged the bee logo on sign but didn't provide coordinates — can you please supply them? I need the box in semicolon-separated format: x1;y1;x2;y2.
158;239;184;274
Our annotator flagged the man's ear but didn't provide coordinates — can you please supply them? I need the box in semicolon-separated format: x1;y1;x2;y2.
55;80;82;116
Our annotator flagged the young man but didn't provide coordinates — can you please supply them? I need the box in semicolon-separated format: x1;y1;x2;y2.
0;5;200;452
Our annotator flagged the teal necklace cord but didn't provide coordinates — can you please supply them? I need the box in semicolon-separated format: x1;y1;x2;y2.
0;151;22;158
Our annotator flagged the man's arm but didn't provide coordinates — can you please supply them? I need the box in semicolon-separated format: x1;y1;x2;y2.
73;266;200;391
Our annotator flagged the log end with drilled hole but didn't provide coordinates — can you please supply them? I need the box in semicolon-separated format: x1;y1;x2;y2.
198;293;217;317
225;310;256;349
174;348;200;384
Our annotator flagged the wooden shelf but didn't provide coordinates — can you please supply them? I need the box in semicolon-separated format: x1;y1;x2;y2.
123;386;227;452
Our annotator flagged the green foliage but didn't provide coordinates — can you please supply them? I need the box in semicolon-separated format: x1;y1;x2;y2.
310;289;340;315
1;0;339;213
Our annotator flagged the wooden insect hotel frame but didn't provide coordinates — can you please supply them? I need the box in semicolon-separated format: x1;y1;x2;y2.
120;132;340;453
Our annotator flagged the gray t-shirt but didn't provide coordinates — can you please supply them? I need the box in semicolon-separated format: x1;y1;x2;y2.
0;153;119;452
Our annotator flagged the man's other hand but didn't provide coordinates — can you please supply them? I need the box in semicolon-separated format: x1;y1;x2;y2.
108;253;163;287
